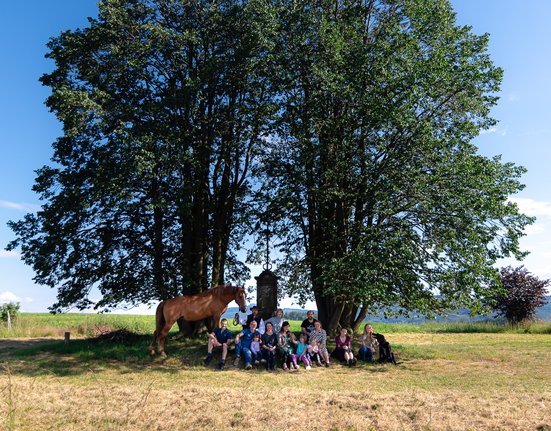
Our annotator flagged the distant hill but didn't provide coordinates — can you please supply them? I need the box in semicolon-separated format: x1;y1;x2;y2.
535;297;551;320
224;296;551;323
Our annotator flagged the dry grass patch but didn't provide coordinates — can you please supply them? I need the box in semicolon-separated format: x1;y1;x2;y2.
1;368;550;431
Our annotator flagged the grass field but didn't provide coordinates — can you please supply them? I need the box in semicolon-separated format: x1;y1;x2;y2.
1;314;550;431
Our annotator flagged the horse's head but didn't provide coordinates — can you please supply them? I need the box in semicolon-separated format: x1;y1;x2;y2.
233;286;247;313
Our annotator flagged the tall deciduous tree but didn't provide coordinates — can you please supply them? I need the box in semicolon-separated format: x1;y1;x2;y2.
256;0;533;334
8;0;277;316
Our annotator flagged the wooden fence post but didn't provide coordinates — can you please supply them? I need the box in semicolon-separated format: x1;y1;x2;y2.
64;332;70;344
7;310;11;332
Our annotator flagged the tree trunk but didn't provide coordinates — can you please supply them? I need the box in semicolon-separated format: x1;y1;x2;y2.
351;303;370;334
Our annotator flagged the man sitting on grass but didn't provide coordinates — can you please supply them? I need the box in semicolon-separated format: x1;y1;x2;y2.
203;318;233;370
234;319;261;370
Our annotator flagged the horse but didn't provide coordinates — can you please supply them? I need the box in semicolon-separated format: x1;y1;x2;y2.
149;284;247;357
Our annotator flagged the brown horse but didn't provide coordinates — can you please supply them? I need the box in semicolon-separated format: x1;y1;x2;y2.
149;284;247;356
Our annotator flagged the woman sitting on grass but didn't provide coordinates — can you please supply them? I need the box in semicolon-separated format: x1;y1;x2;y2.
308;320;331;367
261;321;278;370
278;321;298;371
358;324;378;364
331;327;356;366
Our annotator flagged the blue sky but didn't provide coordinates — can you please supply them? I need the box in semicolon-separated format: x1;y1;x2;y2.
1;1;550;313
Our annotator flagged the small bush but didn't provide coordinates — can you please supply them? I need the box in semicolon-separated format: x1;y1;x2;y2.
1;302;20;322
495;266;549;325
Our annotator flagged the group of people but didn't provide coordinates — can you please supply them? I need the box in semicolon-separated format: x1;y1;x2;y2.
203;307;380;371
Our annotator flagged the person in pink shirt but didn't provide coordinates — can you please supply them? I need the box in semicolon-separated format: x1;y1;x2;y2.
332;327;356;366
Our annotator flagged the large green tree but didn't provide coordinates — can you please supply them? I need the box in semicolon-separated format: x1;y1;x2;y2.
255;0;533;333
8;0;277;315
9;0;533;335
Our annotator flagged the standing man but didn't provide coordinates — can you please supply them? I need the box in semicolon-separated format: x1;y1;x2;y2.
301;310;318;338
203;318;232;370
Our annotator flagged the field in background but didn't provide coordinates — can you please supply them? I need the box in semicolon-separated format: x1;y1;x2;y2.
1;312;550;339
1;314;550;430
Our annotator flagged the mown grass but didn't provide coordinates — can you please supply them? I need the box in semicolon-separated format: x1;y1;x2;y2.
1;314;550;431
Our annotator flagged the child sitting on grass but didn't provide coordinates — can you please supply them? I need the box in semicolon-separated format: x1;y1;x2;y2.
296;333;312;369
308;337;322;367
251;332;262;365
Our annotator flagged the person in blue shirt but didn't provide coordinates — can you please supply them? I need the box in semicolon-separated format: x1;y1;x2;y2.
203;318;233;370
233;319;261;370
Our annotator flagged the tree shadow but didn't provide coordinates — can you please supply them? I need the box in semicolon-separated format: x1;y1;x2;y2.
0;331;209;378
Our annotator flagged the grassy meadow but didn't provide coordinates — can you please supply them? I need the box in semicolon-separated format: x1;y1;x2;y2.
1;314;550;431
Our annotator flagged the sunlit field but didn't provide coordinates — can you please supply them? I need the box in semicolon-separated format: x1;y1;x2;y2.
1;314;550;430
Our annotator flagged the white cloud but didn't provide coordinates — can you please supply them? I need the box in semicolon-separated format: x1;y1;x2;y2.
0;250;19;259
478;126;508;137
509;197;551;218
479;127;497;135
524;223;546;235
0;291;33;304
0;200;40;212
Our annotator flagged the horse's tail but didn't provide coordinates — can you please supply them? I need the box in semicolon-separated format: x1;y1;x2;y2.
155;301;166;335
150;300;166;355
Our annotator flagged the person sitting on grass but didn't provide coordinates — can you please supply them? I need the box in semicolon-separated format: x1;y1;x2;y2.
357;324;378;364
331;327;356;366
265;308;285;335
234;319;261;370
261;321;278;370
296;333;312;369
278;321;298;371
309;320;331;367
203;318;232;370
301;310;318;339
308;337;322;366
251;332;262;365
244;305;263;330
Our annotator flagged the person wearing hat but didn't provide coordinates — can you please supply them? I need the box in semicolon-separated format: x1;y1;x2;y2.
244;305;263;331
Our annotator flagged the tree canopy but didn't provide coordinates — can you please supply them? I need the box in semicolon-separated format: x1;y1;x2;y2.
8;0;278;312
8;0;533;332
254;0;533;332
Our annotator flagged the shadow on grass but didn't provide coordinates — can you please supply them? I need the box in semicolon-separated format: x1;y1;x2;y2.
0;331;210;378
1;330;407;378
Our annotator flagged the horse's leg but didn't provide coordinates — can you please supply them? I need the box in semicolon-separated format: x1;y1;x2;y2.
149;330;158;356
213;314;221;329
158;319;175;357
